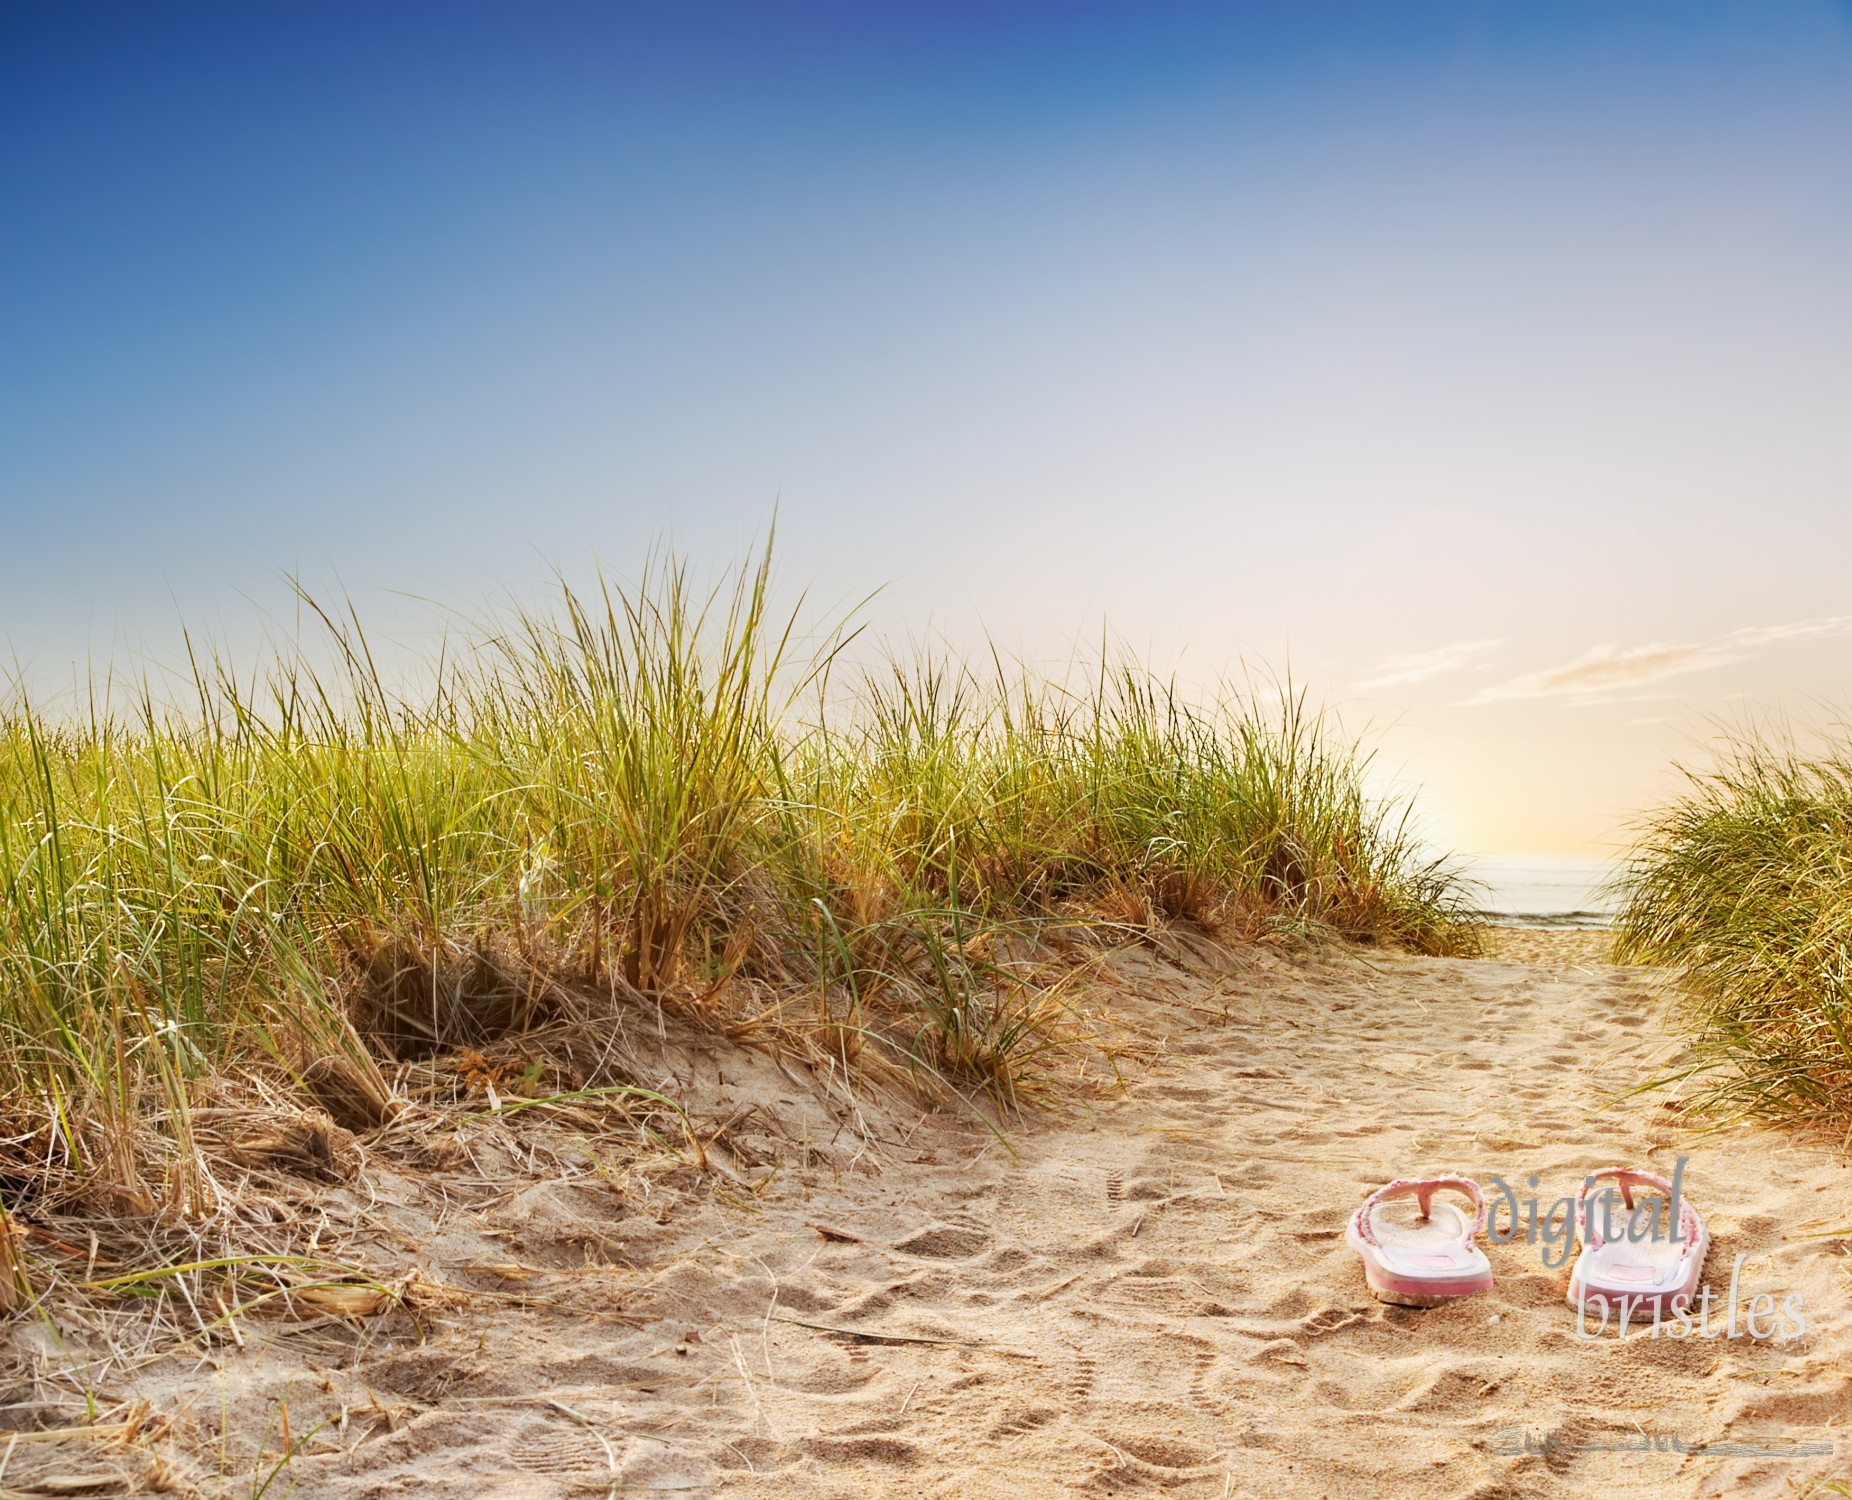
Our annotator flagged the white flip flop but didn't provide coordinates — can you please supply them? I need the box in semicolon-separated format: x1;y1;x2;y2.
1566;1165;1707;1317
1346;1176;1494;1308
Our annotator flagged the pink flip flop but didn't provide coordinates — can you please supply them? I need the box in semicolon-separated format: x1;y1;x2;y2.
1346;1176;1494;1307
1565;1166;1707;1317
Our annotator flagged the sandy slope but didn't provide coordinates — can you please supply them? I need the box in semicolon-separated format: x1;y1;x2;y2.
9;932;1851;1498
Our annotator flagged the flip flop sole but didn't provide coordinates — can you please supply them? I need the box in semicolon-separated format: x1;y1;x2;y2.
1361;1258;1495;1308
1567;1231;1709;1316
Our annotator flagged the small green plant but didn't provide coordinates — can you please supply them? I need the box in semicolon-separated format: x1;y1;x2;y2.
248;1398;330;1500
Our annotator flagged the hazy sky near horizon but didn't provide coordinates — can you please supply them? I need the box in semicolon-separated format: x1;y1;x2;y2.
6;1;1852;859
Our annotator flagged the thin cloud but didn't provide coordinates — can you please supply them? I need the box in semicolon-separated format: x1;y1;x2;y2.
1465;617;1852;706
1469;642;1746;704
1359;637;1505;689
1729;616;1852;647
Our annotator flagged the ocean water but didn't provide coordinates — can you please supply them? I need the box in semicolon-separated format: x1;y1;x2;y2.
1456;856;1620;929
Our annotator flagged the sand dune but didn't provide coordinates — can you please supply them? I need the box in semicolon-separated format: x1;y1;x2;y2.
8;931;1849;1497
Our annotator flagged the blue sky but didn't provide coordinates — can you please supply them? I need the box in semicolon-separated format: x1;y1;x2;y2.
6;1;1852;855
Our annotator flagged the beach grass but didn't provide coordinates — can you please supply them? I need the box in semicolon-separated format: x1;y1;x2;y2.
1614;720;1852;1127
0;545;1478;1228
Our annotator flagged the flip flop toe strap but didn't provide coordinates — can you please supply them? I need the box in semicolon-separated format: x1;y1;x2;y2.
1575;1166;1701;1252
1352;1175;1487;1248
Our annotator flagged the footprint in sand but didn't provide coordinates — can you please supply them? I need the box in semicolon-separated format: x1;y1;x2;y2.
893;1224;991;1258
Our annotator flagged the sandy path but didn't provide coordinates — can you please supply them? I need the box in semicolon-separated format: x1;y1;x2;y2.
21;934;1852;1497
652;939;1849;1499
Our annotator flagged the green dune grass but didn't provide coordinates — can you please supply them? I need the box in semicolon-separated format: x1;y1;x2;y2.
1616;721;1852;1127
0;546;1477;1221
